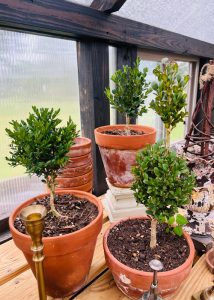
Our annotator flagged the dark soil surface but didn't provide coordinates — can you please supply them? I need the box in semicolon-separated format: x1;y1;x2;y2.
107;219;190;272
102;129;145;136
14;194;98;237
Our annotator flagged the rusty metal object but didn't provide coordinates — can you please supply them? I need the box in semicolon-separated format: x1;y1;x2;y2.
184;60;214;160
20;205;47;300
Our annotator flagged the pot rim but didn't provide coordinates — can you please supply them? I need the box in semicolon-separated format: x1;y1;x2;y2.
94;125;156;150
95;124;156;136
103;216;195;277
72;137;91;148
9;190;103;242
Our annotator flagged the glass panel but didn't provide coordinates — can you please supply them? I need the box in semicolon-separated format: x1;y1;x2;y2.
0;30;80;180
138;59;190;143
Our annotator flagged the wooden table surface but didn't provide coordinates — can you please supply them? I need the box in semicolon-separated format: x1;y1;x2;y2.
0;206;213;300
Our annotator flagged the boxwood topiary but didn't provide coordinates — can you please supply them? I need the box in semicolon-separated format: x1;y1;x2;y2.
132;142;195;248
150;58;189;148
5;106;78;217
105;57;151;126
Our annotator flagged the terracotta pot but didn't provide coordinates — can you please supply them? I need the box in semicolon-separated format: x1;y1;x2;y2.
56;170;93;188
56;181;93;193
9;190;103;298
58;163;93;178
94;125;156;187
206;248;214;274
103;217;195;300
68;137;91;158
67;153;92;168
56;137;93;192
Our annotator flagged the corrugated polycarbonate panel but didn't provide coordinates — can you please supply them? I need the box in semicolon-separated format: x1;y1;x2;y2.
115;0;214;44
0;30;80;180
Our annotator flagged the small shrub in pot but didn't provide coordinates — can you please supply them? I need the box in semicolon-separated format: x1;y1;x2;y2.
103;143;196;299
6;106;103;298
95;58;156;187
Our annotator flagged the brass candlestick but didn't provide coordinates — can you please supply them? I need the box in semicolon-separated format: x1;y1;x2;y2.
200;286;214;300
141;259;163;300
20;205;47;300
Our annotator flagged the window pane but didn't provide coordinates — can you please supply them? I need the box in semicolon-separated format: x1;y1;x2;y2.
0;30;80;180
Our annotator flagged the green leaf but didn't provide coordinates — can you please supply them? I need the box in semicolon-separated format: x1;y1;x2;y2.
173;226;183;236
168;216;175;225
151;82;158;90
176;214;188;225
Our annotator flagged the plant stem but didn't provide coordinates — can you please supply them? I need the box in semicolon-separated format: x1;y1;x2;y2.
165;127;171;149
47;177;61;218
150;218;157;249
126;114;130;125
125;114;131;135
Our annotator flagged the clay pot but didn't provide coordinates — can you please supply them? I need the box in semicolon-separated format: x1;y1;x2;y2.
67;153;92;168
94;125;156;187
58;163;93;178
56;137;93;193
103;217;195;300
9;190;103;298
56;181;93;193
68;137;91;158
56;170;93;188
206;248;214;274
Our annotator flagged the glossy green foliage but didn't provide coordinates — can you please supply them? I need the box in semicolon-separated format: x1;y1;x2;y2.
150;59;189;130
132;142;195;234
5;106;78;182
105;57;151;120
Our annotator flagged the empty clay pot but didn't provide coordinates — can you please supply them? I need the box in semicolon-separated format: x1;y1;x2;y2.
103;216;195;300
95;125;156;187
9;190;103;298
67;153;92;168
56;137;93;193
56;170;93;188
58;163;93;178
68;137;91;158
56;181;93;193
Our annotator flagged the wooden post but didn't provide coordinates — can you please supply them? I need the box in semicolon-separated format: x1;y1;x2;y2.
77;41;110;196
116;46;137;124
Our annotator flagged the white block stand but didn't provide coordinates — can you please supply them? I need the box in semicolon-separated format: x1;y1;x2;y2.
104;179;146;223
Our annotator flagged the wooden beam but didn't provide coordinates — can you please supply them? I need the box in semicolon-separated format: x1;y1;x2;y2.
0;1;214;58
77;41;110;196
90;0;127;13
116;46;137;124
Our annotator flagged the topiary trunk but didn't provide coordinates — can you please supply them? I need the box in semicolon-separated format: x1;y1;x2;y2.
165;127;171;149
150;218;157;249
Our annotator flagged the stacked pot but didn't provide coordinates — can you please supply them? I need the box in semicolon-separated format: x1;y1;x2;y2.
56;137;93;193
